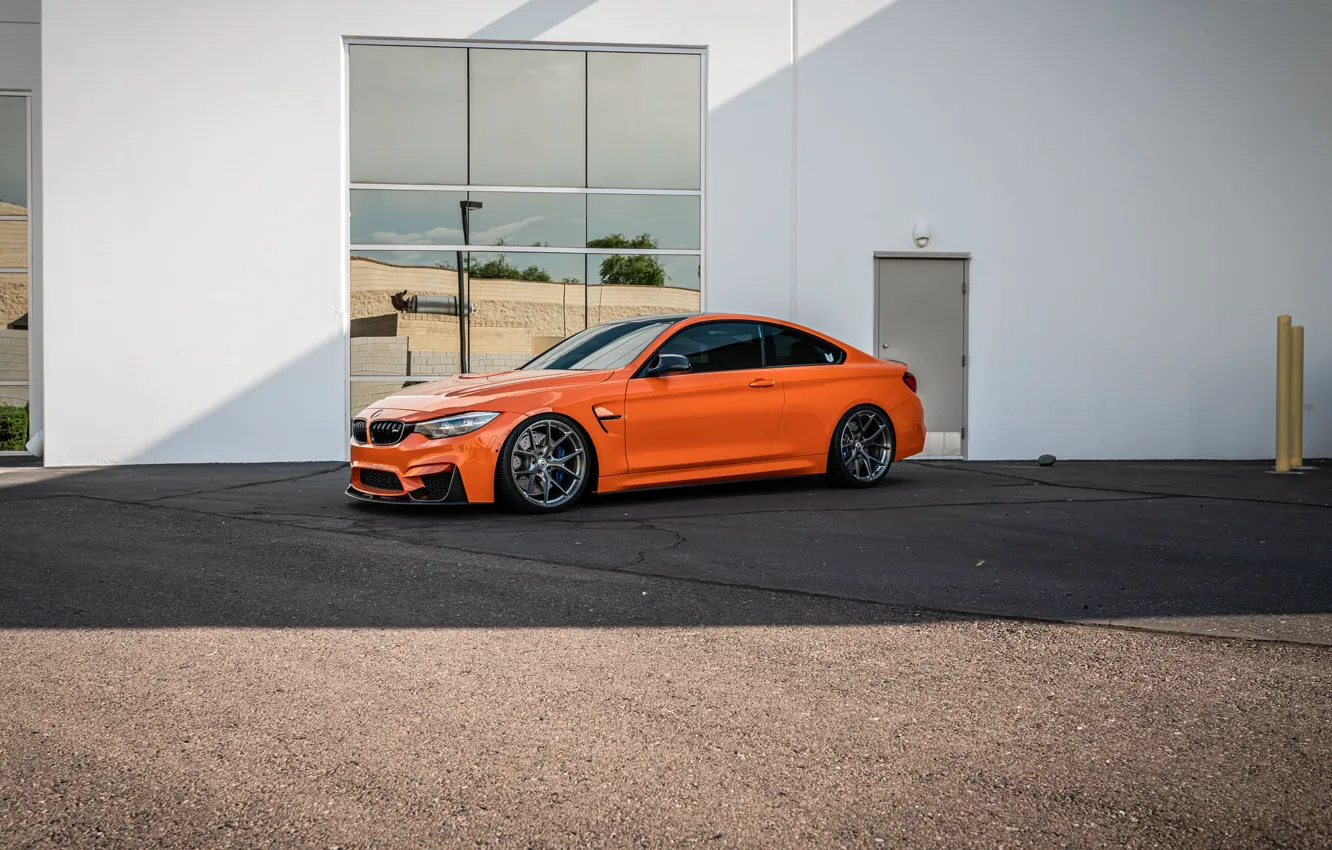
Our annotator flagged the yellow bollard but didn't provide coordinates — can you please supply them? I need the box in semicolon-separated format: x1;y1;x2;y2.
1291;324;1304;469
1276;315;1291;472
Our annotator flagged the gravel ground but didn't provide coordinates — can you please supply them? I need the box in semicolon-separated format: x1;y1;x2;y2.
3;570;1329;847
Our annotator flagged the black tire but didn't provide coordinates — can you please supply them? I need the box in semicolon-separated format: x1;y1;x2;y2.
494;413;595;513
826;404;895;488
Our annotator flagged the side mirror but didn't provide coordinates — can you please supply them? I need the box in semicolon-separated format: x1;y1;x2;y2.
645;353;692;377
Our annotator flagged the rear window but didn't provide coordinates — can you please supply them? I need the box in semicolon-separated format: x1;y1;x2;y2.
762;324;844;367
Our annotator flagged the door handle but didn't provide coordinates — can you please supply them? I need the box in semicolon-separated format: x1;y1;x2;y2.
749;378;775;388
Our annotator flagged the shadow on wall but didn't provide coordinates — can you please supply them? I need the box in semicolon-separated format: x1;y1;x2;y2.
469;0;603;41
104;334;351;466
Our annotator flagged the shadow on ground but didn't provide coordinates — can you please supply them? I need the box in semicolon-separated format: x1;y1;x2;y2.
1;458;1329;642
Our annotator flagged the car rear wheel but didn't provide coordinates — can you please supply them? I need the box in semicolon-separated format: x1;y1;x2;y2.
495;414;593;513
826;405;894;488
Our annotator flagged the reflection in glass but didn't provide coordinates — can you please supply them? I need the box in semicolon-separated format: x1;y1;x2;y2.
350;251;461;377
0;96;26;209
0;383;27;451
588;52;701;190
587;194;699;250
0;269;27;451
467;192;586;248
658;322;764;373
586;253;700;326
523;316;684;371
350;46;468;184
469;49;586;187
464;252;587;374
0;220;27;268
351;189;466;245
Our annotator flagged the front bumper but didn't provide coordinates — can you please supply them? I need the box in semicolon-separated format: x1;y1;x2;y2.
347;412;516;504
346;465;469;504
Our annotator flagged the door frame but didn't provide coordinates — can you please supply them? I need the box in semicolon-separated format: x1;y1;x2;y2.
872;252;970;458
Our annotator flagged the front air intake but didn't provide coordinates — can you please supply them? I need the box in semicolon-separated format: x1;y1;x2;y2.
359;468;402;491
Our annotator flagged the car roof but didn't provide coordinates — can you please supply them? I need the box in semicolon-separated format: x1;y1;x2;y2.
601;312;792;325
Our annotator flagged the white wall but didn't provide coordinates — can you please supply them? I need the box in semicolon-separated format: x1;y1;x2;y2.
795;0;1332;460
0;0;40;441
39;0;1332;464
41;0;795;464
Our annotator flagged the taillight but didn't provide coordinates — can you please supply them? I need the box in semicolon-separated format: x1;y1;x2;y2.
903;371;918;393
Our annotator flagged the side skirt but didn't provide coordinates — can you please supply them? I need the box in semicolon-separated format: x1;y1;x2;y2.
595;454;828;494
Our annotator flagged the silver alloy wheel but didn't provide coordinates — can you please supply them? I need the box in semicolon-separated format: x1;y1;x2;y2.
839;409;893;482
509;418;588;508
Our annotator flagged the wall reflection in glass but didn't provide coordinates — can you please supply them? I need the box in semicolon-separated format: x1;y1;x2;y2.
350;251;463;378
463;252;587;371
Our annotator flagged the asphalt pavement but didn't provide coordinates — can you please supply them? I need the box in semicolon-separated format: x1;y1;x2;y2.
1;459;1329;847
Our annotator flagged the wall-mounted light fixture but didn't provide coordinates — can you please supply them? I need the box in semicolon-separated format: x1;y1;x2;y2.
913;220;931;249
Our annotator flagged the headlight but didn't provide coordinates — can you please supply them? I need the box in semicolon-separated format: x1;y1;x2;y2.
413;411;500;440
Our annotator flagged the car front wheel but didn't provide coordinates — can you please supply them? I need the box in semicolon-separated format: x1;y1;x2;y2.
495;414;593;512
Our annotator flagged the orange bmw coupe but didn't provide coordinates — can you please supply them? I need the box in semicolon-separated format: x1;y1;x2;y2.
349;314;926;512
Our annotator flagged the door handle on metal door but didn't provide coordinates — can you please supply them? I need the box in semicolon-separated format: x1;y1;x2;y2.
749;378;775;388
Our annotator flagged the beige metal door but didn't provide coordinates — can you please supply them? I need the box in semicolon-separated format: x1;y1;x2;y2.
875;257;966;453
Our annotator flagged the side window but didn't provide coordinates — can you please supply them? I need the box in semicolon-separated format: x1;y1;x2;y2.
762;324;844;367
656;322;763;374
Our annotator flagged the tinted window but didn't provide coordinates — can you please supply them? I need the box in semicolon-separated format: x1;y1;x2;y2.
762;324;843;367
469;49;586;187
587;52;701;189
349;46;468;184
656;322;763;373
523;317;682;371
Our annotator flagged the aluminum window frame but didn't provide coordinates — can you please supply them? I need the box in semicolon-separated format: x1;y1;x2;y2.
344;38;707;409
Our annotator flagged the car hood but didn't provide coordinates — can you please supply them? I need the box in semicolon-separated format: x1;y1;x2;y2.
359;369;617;417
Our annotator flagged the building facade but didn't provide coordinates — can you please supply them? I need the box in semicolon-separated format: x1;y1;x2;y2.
2;0;1329;465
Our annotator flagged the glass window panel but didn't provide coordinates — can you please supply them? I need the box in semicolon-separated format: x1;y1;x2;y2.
464;252;586;374
467;192;586;248
469;49;586;187
0;271;27;387
350;251;461;377
587;194;699;250
351;189;466;245
0;96;26;211
350;46;468;184
0;220;27;268
0;384;28;450
588;52;701;190
587;253;700;325
588;253;699;290
657;322;763;373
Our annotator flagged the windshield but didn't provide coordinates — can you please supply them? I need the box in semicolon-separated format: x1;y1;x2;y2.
522;316;684;371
